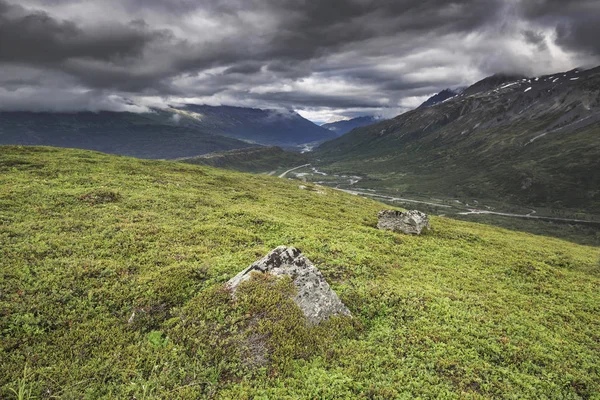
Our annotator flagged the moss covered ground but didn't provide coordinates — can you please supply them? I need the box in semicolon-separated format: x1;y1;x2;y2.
1;146;599;398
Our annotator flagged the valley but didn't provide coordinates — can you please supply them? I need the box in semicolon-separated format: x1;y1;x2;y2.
176;66;600;246
178;146;308;175
274;163;600;246
316;67;600;216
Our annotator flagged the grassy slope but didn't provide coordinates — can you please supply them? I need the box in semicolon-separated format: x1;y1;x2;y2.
1;146;599;399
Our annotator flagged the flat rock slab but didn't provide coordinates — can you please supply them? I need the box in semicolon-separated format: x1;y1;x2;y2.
378;210;430;235
227;246;351;325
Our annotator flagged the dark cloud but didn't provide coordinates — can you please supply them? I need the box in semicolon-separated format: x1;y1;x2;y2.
556;15;600;56
249;91;387;110
0;0;599;120
516;0;600;55
0;1;166;64
522;30;546;47
223;62;264;75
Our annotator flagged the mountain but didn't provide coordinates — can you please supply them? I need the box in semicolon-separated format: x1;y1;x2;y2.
321;116;381;136
418;88;464;108
461;73;526;96
0;105;336;159
2;145;598;398
0;110;253;159
179;146;307;174
173;105;337;146
315;67;600;213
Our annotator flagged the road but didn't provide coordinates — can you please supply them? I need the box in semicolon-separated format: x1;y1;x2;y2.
339;189;453;208
458;209;599;224
278;164;311;178
277;166;599;225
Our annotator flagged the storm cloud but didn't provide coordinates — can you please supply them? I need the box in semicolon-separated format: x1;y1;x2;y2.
1;0;599;121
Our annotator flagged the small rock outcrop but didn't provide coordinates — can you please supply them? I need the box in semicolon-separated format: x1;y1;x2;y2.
227;246;351;325
377;210;430;235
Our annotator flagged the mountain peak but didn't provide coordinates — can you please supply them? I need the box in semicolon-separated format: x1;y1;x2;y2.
461;73;527;96
418;88;464;108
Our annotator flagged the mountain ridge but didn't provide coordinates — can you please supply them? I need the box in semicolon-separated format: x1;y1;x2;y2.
0;110;255;159
0;104;336;159
322;116;381;136
418;88;464;108
175;104;337;145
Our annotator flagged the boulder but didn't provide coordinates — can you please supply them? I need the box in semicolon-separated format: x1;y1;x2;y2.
227;246;351;325
377;210;430;235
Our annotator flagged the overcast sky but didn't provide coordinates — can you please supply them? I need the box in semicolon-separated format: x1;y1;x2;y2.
1;0;599;123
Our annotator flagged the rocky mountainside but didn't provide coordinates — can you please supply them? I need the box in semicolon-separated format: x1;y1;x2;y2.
321;116;381;136
0;105;335;159
316;66;600;212
418;88;465;108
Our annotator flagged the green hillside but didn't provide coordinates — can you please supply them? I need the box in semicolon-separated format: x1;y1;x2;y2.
180;146;307;175
1;146;599;399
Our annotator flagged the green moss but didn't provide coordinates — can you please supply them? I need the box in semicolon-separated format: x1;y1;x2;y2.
181;146;307;175
1;145;599;398
171;273;356;382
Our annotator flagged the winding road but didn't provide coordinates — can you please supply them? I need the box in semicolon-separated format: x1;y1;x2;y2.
278;164;311;178
458;209;599;224
276;165;599;225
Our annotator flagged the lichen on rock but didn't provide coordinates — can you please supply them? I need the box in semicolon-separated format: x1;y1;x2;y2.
377;210;430;235
228;246;351;325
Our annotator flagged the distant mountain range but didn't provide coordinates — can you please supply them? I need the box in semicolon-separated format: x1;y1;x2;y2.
0;110;253;159
0;105;336;159
316;67;600;212
175;105;336;146
322;116;381;136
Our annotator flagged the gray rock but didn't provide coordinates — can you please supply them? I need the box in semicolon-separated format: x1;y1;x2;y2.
227;246;351;325
377;210;430;235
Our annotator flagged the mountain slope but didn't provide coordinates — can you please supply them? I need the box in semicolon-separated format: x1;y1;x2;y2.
418;88;464;108
321;116;381;136
0;110;254;159
316;67;600;212
174;105;337;146
0;105;336;159
1;146;599;398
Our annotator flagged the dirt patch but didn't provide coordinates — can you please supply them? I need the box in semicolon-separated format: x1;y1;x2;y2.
79;190;121;205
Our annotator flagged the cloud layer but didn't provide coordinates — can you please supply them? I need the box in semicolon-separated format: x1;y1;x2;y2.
1;0;599;121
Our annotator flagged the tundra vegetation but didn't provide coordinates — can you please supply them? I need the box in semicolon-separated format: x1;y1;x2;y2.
1;146;599;398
